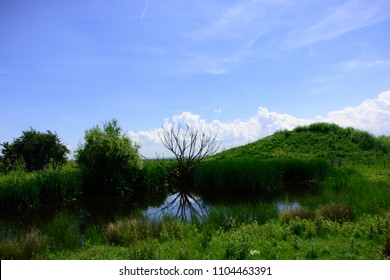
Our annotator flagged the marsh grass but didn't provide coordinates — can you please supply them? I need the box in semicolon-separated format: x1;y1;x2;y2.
138;160;168;192
0;169;81;209
105;216;189;245
319;168;390;216
204;203;278;230
195;159;331;196
315;203;355;222
0;228;47;259
45;213;81;250
279;207;314;222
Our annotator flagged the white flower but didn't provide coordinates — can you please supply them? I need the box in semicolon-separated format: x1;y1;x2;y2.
250;250;260;256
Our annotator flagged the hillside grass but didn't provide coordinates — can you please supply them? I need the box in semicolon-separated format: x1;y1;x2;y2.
213;123;390;163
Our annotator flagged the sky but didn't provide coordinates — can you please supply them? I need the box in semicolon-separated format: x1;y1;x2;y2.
1;0;390;158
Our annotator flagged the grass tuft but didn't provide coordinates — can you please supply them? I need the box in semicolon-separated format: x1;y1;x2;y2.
315;203;355;222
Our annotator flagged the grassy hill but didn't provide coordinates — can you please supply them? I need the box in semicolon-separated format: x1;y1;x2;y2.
213;123;390;163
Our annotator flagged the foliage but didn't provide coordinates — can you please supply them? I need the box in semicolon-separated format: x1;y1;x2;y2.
76;119;142;196
1;129;69;172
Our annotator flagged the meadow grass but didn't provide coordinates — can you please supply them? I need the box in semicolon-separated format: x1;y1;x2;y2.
38;211;390;260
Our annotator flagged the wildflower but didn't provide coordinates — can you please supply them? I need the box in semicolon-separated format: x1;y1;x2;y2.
250;250;260;256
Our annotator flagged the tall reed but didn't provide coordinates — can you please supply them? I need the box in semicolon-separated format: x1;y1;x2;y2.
0;169;81;209
194;159;331;196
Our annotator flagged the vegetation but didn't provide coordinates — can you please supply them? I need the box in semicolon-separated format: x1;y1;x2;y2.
76;119;143;196
0;166;81;209
213;122;389;162
1;208;390;260
194;158;331;197
1;121;390;260
0;128;69;172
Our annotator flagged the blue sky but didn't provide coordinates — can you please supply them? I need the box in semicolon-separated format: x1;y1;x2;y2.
1;0;390;158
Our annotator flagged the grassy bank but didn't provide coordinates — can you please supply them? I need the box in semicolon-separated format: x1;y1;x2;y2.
1;208;389;260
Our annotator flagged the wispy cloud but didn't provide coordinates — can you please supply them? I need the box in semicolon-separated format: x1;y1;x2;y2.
179;0;287;75
342;59;390;72
128;91;390;158
284;0;390;48
139;0;150;21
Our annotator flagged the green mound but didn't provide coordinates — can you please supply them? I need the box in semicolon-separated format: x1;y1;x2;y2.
213;123;390;162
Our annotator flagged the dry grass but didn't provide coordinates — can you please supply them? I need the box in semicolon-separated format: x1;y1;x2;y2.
0;229;47;259
280;207;314;222
315;203;355;222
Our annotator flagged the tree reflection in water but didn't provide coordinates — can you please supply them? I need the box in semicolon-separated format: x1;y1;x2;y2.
160;189;207;221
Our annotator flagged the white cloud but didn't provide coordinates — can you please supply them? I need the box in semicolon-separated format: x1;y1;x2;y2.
128;91;390;158
342;59;390;72
322;91;390;135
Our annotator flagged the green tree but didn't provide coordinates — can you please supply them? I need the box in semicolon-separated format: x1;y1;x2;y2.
1;129;69;172
76;119;142;196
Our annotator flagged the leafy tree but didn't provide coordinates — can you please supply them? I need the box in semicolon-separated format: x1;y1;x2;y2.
76;119;142;196
377;135;390;153
1;129;69;172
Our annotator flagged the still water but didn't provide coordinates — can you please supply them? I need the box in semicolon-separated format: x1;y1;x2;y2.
0;189;304;233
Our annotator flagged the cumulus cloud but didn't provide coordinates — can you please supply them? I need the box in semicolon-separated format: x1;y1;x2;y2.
322;91;390;135
128;91;390;158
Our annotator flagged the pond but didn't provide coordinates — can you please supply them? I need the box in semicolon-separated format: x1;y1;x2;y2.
0;188;307;236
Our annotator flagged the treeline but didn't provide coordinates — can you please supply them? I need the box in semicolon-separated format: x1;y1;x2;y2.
0;120;168;209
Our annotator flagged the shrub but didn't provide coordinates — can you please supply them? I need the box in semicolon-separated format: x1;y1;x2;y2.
76;119;142;196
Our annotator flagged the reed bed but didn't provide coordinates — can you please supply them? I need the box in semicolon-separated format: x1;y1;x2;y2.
0;169;81;209
194;158;331;195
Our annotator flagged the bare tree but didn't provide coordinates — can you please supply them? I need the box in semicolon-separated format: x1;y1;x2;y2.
160;189;207;220
158;121;220;188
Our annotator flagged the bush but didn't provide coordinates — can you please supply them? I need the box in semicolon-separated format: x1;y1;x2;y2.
76;119;142;196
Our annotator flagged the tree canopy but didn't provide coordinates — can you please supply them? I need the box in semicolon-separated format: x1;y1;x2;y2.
1;129;69;172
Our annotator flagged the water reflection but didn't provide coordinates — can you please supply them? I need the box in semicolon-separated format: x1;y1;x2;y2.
146;190;208;221
1;188;308;238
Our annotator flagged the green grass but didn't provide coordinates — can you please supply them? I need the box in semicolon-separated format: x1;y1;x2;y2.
213;123;389;162
33;211;390;260
194;158;331;196
0;169;81;209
